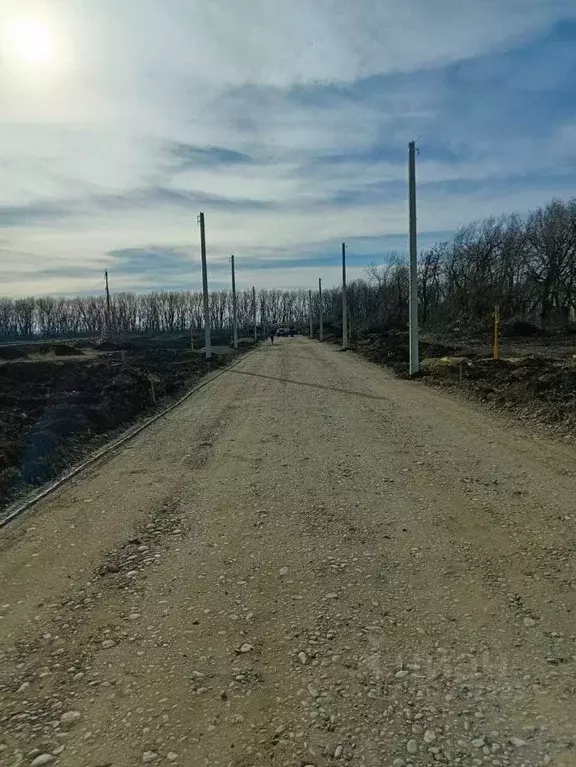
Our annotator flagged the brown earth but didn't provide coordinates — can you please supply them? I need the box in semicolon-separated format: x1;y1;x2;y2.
348;328;576;439
0;340;233;511
1;338;576;767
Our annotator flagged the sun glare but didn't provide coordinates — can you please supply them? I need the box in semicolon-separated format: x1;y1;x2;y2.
4;17;55;66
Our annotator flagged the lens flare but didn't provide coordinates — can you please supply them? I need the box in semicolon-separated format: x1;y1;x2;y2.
4;17;55;66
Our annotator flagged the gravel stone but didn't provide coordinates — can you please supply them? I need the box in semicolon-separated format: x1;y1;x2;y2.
60;710;81;724
30;756;55;767
510;738;527;748
407;739;419;754
237;643;254;654
472;738;486;748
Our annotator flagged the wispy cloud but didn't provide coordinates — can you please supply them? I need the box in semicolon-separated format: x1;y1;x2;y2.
1;0;576;295
167;142;254;170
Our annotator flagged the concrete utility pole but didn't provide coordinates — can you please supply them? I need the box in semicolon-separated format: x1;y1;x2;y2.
308;289;313;338
342;242;348;350
408;141;419;375
198;211;212;360
230;255;238;350
104;269;111;315
104;268;111;338
252;286;257;341
318;277;323;342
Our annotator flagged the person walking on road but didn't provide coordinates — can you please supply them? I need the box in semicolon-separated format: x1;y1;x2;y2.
269;329;275;344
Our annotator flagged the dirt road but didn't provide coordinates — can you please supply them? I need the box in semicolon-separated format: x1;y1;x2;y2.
1;339;576;767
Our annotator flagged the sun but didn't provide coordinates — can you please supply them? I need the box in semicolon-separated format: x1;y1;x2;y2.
4;17;55;66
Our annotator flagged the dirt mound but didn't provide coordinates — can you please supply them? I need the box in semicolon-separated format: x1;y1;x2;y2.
424;354;576;432
95;340;139;352
356;332;458;376
37;343;83;356
501;320;541;338
237;339;258;350
348;329;576;436
95;340;121;351
0;346;28;361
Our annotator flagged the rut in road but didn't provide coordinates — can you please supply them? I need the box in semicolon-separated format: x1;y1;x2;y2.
1;338;576;767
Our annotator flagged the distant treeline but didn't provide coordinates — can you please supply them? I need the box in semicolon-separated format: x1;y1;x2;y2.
2;196;576;340
0;288;321;340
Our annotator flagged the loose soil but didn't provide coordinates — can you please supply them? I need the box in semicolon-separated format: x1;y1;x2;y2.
340;327;576;438
0;337;246;511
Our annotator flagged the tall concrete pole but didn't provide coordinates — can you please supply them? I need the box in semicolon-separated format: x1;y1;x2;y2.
342;242;348;350
252;286;257;341
318;277;323;342
308;289;313;338
198;211;211;360
104;268;111;315
230;255;238;350
408;141;419;375
104;268;111;338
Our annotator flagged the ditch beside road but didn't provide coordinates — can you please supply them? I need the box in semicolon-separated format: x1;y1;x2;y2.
1;338;575;767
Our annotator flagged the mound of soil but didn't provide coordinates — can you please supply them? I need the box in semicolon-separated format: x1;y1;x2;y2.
0;346;28;361
0;349;225;510
407;350;576;435
356;331;457;376
342;329;576;436
433;356;576;426
501;320;541;338
37;343;84;356
95;340;122;352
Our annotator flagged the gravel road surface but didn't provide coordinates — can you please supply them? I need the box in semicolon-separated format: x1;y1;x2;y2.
1;339;576;767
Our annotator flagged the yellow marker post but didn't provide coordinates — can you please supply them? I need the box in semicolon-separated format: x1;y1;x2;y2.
493;304;500;360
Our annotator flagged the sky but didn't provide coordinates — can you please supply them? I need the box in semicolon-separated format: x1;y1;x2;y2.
1;0;576;297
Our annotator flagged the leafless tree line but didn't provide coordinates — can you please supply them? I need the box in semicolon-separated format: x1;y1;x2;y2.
1;197;575;341
348;197;576;334
0;288;316;340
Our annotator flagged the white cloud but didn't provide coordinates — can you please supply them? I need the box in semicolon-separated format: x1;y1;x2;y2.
46;0;575;89
1;0;576;295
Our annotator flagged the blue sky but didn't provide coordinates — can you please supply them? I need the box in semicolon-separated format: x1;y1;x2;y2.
1;0;576;296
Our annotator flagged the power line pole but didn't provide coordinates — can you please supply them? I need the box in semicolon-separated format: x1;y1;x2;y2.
318;277;323;342
408;141;419;375
104;268;111;315
252;286;257;341
308;289;313;338
198;211;211;360
230;255;238;350
104;268;111;337
342;242;348;349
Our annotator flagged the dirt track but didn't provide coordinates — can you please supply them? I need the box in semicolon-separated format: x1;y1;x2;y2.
1;338;576;767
